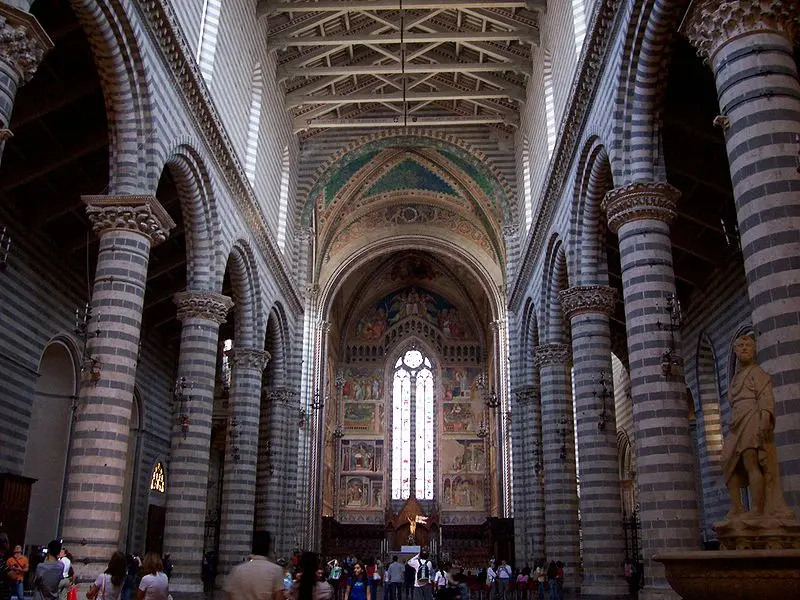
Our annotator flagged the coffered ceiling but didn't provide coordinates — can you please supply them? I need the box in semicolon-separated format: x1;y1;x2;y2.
262;0;541;133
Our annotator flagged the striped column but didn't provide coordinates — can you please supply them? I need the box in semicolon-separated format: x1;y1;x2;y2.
532;343;580;596
163;291;232;593
0;4;52;157
61;195;174;581
683;0;800;508
560;285;627;599
514;385;544;563
218;347;270;573
602;183;699;597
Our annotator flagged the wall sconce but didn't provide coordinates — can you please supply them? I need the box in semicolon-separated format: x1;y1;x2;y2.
0;225;11;270
75;302;101;384
593;370;612;431
228;416;241;463
558;414;569;460
332;423;345;440
311;391;325;411
476;419;489;440
532;440;544;480
657;294;684;377
174;376;193;439
485;388;501;410
335;370;345;390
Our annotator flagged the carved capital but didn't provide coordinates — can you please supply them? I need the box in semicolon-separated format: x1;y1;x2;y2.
305;284;320;301
230;348;271;371
490;318;506;332
682;0;799;60
83;195;176;246
514;385;539;405
559;285;617;320
601;182;679;234
531;343;571;368
0;5;53;85
173;291;233;324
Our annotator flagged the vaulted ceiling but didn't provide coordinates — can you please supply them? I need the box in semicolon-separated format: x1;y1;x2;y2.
263;0;541;134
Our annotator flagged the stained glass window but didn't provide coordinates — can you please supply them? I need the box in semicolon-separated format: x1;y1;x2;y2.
392;349;435;500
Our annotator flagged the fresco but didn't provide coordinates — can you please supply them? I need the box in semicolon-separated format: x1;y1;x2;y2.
444;439;486;473
342;440;384;472
442;475;485;509
342;369;384;401
341;475;384;508
441;367;482;434
365;158;458;197
354;287;470;341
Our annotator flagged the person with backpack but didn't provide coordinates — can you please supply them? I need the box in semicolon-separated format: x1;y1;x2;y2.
406;552;433;600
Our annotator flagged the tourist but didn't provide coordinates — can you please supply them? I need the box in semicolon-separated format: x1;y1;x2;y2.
32;540;63;600
7;545;29;600
406;551;433;600
533;561;545;600
403;561;415;600
344;562;370;600
386;556;404;600
137;553;169;600
87;551;127;600
515;568;528;600
291;552;332;600
554;563;563;600
485;561;497;600
224;531;283;600
366;557;379;600
0;535;12;600
57;549;70;581
545;563;557;600
495;561;511;600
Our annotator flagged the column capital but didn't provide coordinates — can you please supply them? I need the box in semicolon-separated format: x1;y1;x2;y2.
559;285;617;320
173;291;233;324
82;195;176;246
532;343;571;368
230;348;271;371
682;0;799;60
601;182;679;234
317;319;331;334
0;4;53;84
490;318;506;331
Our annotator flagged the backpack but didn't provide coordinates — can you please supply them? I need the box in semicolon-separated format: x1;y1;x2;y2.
417;560;431;584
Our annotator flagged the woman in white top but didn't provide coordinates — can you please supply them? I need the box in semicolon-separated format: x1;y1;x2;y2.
137;553;170;600
87;552;127;600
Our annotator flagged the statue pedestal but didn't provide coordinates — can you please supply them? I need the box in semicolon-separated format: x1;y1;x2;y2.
715;515;800;550
653;549;800;600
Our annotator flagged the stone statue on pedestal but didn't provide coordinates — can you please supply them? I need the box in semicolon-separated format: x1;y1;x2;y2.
716;335;798;549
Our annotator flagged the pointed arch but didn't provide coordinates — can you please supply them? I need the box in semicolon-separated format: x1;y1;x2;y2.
542;236;571;344
265;304;289;387
222;239;263;348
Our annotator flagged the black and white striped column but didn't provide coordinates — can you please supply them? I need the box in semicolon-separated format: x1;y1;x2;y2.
218;347;270;573
683;0;800;507
560;285;627;598
164;291;232;593
0;4;52;158
514;385;544;563
263;387;297;554
532;343;580;595
61;196;174;580
602;183;699;596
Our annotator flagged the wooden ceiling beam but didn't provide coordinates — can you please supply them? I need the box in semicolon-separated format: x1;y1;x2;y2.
261;0;543;15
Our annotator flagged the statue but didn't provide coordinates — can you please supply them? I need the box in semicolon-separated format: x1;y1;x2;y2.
720;335;794;523
408;515;417;539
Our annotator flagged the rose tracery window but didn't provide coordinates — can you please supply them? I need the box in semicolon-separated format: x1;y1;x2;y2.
391;349;435;500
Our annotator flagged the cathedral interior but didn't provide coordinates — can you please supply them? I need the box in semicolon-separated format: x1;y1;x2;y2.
0;0;799;598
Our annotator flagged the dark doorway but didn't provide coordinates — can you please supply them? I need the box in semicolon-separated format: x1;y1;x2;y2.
146;504;166;555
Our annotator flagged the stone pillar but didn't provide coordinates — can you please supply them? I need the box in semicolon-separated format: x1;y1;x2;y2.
683;0;800;507
163;291;233;593
560;285;627;599
0;4;52;153
308;319;330;551
532;343;580;596
602;183;699;598
60;196;174;578
491;318;512;517
218;347;270;573
513;385;545;563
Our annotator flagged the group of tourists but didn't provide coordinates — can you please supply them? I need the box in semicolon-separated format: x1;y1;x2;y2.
0;534;171;600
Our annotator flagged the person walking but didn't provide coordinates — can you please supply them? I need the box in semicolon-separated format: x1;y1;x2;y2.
406;551;433;600
87;551;127;600
344;562;370;600
495;562;511;600
533;561;545;600
224;531;284;600
7;545;28;600
386;556;404;600
291;552;332;600
32;541;64;600
137;553;169;600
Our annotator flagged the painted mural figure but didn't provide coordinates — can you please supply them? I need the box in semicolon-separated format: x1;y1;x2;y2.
721;335;794;521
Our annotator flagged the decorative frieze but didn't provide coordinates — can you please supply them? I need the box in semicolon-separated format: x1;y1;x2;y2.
0;5;53;84
682;0;799;59
559;285;616;320
173;291;233;324
82;195;176;246
601;182;679;234
532;343;572;368
230;348;271;372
